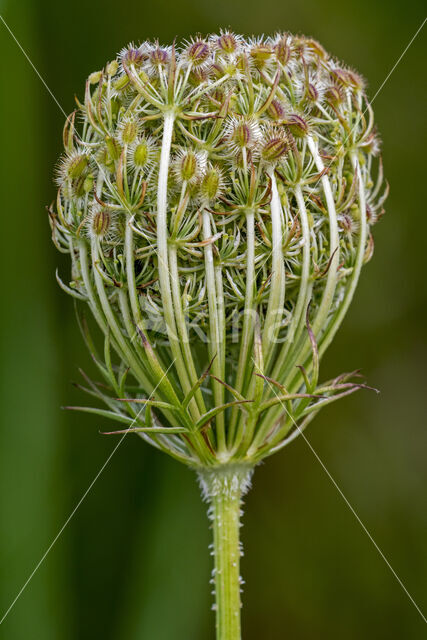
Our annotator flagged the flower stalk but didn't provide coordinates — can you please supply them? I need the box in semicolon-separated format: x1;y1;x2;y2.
200;466;253;640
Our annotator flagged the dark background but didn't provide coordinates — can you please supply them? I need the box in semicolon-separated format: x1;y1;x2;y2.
0;0;426;637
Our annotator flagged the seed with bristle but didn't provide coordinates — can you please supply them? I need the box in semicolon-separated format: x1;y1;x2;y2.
134;142;148;167
339;212;359;235
360;133;381;157
233;123;251;147
83;174;94;193
325;84;345;106
332;67;364;91
189;67;210;86
217;32;239;54
174;149;205;185
113;74;129;93
106;60;119;76
130;136;155;171
227;117;260;152
268;99;286;121
181;152;197;181
306;83;319;102
91;208;111;239
347;70;365;90
66;154;88;180
71;175;87;198
261;131;288;162
250;43;272;68
285;114;309;138
305;38;328;60
105;136;121;161
201;166;224;202
121;46;145;66
88;71;102;85
186;39;210;66
119;119;139;145
274;36;291;65
150;47;169;67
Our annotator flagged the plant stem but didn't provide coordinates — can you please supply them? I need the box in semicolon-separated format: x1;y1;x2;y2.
199;466;253;640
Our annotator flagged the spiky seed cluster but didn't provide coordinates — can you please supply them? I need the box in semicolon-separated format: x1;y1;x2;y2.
50;32;387;468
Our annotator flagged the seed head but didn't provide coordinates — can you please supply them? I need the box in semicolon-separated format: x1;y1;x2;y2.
50;32;387;468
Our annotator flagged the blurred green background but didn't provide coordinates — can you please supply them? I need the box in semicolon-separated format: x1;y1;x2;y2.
0;0;426;637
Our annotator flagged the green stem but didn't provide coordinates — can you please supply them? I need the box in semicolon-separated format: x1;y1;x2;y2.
157;110;201;421
202;207;226;455
199;466;253;640
262;169;285;367
228;208;255;441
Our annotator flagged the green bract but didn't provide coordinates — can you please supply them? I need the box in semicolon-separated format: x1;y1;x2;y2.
50;32;387;469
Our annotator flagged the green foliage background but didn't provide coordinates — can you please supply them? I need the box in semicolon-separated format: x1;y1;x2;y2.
0;0;426;637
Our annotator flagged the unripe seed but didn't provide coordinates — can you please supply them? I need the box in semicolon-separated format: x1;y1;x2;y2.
83;174;94;193
133;140;150;167
179;151;198;182
71;175;86;198
67;154;88;179
105;135;121;161
121;120;138;145
285;114;309;137
150;47;169;67
92;208;111;237
261;136;288;162
201;166;223;201
187;40;210;66
217;32;238;54
89;71;102;85
121;47;144;66
250;43;272;66
326;84;345;106
274;37;291;65
106;60;119;76
306;82;319;102
268;99;286;121
113;74;129;92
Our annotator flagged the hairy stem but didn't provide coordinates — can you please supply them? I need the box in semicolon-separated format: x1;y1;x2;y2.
199;466;253;640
